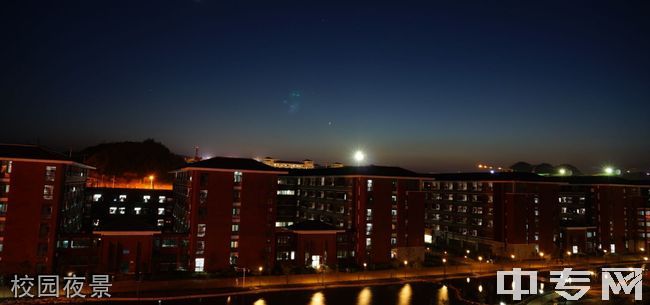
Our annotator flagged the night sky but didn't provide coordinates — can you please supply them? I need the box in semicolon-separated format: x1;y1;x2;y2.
2;1;649;172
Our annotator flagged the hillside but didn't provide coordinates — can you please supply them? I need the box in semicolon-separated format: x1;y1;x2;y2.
81;139;185;182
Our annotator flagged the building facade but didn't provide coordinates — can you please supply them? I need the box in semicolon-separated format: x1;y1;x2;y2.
280;166;426;267
172;157;286;273
0;144;91;275
421;173;650;259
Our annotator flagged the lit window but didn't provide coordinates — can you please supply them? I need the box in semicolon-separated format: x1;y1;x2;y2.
196;241;205;254
118;207;125;215
158;196;166;203
231;224;239;232
45;166;56;182
157;219;164;226
230;240;239;249
119;195;127;202
157;208;165;215
277;190;296;195
143;195;151;203
234;171;242;183
197;224;206;237
109;207;117;214
43;185;54;200
0;160;12;174
134;207;142;215
194;258;205;272
93;219;100;226
367;179;373;191
93;194;102;202
365;238;372;246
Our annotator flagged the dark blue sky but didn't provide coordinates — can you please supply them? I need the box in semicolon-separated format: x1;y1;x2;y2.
2;1;649;172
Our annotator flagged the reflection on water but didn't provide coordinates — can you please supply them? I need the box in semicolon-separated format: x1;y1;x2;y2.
162;281;459;305
309;292;326;305
436;285;449;305
356;287;372;305
397;284;412;305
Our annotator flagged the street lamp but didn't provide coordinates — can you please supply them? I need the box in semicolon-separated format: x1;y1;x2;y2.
442;258;447;280
148;175;155;189
403;260;408;278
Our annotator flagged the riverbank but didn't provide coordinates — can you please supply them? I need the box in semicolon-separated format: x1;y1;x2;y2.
0;256;645;304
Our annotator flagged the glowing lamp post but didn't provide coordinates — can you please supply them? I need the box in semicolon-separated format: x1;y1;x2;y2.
148;175;155;189
442;258;447;279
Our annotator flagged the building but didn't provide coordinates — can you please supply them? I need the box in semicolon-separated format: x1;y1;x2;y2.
262;157;315;169
172;157;287;273
280;166;426;268
421;172;650;259
0;144;92;275
57;188;185;275
86;187;175;233
275;220;345;269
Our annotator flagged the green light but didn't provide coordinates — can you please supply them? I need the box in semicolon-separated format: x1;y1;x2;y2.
603;167;615;175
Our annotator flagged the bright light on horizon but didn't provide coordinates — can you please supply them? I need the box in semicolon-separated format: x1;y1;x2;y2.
354;150;365;163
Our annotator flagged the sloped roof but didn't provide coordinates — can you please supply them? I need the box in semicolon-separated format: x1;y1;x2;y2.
180;156;286;172
0;144;72;161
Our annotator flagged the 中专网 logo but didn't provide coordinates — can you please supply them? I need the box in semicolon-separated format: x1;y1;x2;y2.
497;267;642;301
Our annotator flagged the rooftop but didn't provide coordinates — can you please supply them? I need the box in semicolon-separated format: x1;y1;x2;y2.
287;165;421;178
425;172;650;186
0;143;73;161
94;217;160;232
179;156;287;172
287;220;341;231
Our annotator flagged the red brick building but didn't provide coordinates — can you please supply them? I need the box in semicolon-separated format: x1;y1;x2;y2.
422;172;650;259
0;144;91;275
172;157;286;273
282;166;426;267
275;220;345;269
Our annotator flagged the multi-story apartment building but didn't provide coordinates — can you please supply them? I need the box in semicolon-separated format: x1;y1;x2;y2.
422;172;650;259
172;157;286;273
281;166;426;267
86;187;175;232
0;144;91;274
